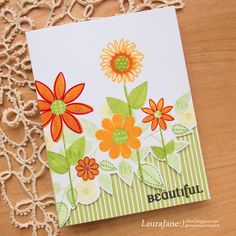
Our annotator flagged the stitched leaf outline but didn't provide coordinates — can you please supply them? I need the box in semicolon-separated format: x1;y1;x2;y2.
56;202;69;227
137;163;165;189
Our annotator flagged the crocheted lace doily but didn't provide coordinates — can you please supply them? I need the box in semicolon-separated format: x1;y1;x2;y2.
0;0;184;235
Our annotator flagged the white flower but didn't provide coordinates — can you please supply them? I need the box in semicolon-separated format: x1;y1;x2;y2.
76;180;100;205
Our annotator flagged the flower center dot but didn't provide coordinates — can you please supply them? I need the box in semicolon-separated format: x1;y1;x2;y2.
51;100;66;115
114;56;130;72
112;128;128;145
154;111;162;119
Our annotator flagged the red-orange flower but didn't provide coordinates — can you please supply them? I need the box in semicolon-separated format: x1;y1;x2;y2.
35;72;93;142
75;157;99;181
141;98;174;131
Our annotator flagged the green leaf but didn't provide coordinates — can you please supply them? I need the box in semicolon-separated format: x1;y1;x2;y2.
56;202;69;227
66;137;85;165
80;119;98;138
175;141;189;152
106;97;129;117
172;124;191;136
66;188;78;209
128;82;148;109
130;147;150;163
47;151;69;174
167;153;182;174
174;92;190;114
137;163;165;189
165;140;175;155
151;146;166;161
118;160;133;186
98;173;113;194
99;160;117;172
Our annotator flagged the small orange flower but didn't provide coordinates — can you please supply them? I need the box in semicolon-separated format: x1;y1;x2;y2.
76;157;99;181
35;72;93;142
96;114;142;159
142;98;174;131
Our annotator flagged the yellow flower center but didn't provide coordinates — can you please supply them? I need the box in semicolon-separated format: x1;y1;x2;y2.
51;100;66;115
114;56;130;72
112;128;128;145
154;111;162;119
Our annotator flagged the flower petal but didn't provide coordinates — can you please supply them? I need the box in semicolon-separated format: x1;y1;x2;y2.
99;140;112;152
35;81;54;102
102;118;115;132
88;158;95;166
122;116;135;131
41;111;53;127
157;98;164;111
50;115;62;142
62;112;83;134
54;72;66;100
77;170;85;177
76;165;85;171
142;115;154;123
149;99;157;111
159;118;167;130
127;138;140;149
129;126;142;137
112;113;123;128
78;159;85;167
90;169;99;176
109;144;120;159
90;163;99;170
120;144;132;158
84;157;90;166
162;114;174;121
38;100;51;112
88;171;95;180
66;103;93;115
161;106;173;114
141;108;154;115
63;83;85;103
96;130;112;141
82;171;89;181
151;118;159;131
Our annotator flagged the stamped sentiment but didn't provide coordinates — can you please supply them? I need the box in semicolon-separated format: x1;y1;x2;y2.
147;184;204;203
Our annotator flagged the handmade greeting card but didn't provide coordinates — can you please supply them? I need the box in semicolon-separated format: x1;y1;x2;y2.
26;7;210;227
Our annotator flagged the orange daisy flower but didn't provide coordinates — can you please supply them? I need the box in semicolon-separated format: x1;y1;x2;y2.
100;39;144;83
75;157;99;181
35;72;93;142
96;114;142;159
142;98;174;131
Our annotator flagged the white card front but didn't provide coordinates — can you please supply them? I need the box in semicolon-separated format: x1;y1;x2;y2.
27;7;210;227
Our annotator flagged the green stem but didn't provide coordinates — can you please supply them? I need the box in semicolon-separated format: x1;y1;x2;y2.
136;150;143;181
124;83;132;116
123;83;143;181
159;128;166;158
62;132;76;205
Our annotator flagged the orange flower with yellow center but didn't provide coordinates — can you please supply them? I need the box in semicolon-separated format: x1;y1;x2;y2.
100;39;144;83
35;72;93;142
96;114;142;159
75;157;99;181
142;98;174;131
